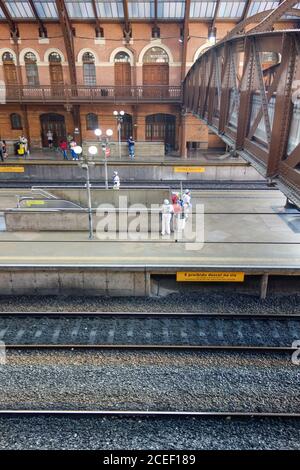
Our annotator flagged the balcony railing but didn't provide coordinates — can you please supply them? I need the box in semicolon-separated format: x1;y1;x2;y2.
2;85;182;104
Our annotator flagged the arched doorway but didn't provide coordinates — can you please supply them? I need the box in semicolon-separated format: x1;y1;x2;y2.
121;113;133;140
83;52;96;86
2;52;17;98
146;114;176;150
114;51;131;96
40;113;66;148
143;47;169;97
49;52;64;94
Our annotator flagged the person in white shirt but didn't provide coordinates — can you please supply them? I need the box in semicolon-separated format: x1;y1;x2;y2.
113;171;120;189
161;199;174;236
47;130;53;149
182;189;192;220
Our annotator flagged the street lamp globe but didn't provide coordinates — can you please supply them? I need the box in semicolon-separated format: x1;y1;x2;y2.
113;110;118;116
106;129;113;137
120;110;125;116
88;145;98;156
74;145;82;155
94;128;102;137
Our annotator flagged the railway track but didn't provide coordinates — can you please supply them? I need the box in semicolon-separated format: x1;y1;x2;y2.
0;180;273;190
0;410;299;418
0;312;299;348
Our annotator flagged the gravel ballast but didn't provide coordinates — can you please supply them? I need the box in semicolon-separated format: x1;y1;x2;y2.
0;350;299;413
0;293;299;314
0;415;299;450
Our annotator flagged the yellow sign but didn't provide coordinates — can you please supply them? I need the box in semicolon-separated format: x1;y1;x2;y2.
0;166;24;173
174;167;205;173
25;200;45;206
176;272;245;282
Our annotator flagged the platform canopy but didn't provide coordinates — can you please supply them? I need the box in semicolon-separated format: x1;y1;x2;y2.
0;0;298;22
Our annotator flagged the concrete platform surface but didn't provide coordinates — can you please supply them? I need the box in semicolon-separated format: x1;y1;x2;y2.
0;240;299;269
0;190;298;270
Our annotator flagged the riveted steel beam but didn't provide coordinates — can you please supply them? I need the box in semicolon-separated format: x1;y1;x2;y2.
55;0;77;86
28;0;47;36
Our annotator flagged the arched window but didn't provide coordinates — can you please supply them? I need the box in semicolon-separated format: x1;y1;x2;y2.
49;52;62;63
120;113;133;141
2;52;14;63
143;47;169;63
146;114;176;150
10;113;23;130
86;113;98;130
114;51;130;63
49;52;63;87
83;52;96;86
24;52;39;86
2;51;17;87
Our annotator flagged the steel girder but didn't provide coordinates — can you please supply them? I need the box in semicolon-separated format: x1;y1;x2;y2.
183;29;300;205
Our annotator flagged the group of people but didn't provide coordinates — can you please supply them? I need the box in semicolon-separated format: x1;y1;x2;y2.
59;138;79;160
161;190;192;236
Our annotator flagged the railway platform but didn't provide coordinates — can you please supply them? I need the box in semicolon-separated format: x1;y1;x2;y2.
0;151;263;184
0;189;298;298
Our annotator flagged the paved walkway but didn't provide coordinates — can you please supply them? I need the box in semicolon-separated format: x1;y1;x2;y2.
0;190;299;270
2;148;235;165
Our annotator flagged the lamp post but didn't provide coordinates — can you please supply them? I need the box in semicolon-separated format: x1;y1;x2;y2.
94;128;113;190
113;110;125;160
75;145;96;240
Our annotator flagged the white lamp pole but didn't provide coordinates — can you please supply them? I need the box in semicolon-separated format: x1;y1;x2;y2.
113;110;125;160
95;128;113;190
75;145;96;240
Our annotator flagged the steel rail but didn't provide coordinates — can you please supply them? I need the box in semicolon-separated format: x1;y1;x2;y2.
0;409;299;418
0;311;300;318
3;345;296;351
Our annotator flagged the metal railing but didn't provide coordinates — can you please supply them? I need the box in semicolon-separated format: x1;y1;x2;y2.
2;85;182;103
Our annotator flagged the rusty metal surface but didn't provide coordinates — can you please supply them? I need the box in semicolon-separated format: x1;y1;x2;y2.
183;29;300;204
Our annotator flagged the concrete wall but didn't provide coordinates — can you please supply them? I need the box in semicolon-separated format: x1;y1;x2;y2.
5;209;162;232
48;188;170;207
0;269;150;296
0;162;265;182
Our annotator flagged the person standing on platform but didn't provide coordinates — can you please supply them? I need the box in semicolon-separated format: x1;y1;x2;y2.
113;171;120;189
0;141;4;162
128;136;135;160
20;135;28;158
70;139;77;160
59;140;68;160
172;192;182;233
2;141;7;159
47;129;53;149
161;199;174;236
183;189;192;220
